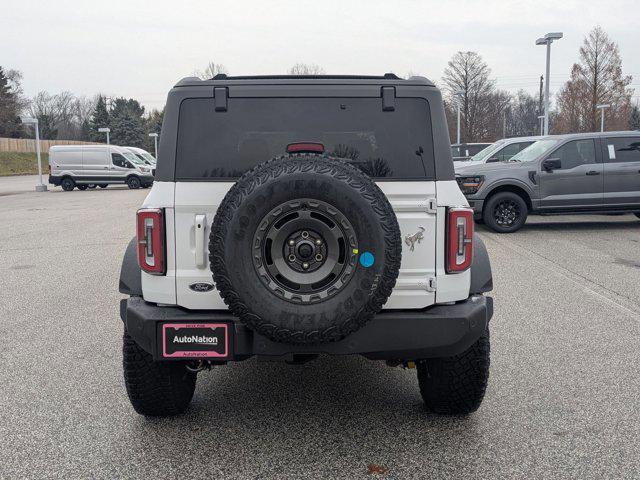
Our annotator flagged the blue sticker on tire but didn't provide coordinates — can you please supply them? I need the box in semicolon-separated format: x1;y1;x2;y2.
359;251;375;268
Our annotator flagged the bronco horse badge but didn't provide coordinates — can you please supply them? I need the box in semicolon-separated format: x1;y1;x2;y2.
404;227;425;251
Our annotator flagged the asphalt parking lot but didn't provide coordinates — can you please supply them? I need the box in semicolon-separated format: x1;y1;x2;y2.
1;175;639;479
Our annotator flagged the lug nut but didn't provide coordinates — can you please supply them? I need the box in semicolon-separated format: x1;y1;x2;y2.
302;262;309;269
288;239;295;246
315;239;322;245
288;254;296;262
315;254;323;261
301;231;309;238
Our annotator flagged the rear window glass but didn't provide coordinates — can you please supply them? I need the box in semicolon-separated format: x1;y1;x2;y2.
604;137;640;163
176;97;434;180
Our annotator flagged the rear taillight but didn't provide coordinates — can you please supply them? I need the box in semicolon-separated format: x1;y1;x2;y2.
446;207;474;273
137;208;166;275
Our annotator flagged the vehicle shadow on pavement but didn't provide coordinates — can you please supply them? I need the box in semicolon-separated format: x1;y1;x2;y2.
521;219;639;232
478;217;639;234
127;356;483;476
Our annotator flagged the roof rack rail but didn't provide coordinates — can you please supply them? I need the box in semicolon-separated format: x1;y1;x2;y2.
210;73;402;80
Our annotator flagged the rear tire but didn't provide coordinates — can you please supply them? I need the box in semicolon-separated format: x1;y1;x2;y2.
99;184;108;189
122;332;197;417
61;177;75;191
87;184;97;189
417;329;490;415
127;176;141;189
77;185;88;191
483;192;528;233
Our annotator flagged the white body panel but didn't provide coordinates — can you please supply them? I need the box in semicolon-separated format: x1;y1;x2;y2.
81;146;111;177
140;179;472;309
140;182;177;304
434;180;471;303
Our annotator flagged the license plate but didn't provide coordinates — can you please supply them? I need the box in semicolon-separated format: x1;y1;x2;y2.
162;323;229;359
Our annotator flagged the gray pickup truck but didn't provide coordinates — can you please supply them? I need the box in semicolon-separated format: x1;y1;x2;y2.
456;131;640;232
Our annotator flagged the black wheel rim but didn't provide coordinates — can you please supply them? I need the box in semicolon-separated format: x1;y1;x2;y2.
494;200;520;227
253;199;358;303
62;179;73;189
130;178;140;188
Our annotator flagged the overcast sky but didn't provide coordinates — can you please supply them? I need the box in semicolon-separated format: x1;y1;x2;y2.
3;0;639;111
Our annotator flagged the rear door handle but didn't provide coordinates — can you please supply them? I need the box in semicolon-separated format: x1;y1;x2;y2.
586;170;600;176
194;214;207;268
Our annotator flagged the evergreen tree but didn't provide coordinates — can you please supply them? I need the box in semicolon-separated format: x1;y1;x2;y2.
630;105;640;130
0;66;23;137
144;108;164;152
109;97;146;147
89;95;110;142
111;97;144;119
110;110;145;147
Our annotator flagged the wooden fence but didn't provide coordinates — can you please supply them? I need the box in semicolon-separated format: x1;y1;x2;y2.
0;137;103;153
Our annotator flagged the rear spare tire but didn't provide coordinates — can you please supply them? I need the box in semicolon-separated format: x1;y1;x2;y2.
210;154;401;345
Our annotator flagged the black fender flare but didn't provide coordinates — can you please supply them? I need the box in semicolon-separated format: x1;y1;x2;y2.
470;234;493;294
119;237;142;296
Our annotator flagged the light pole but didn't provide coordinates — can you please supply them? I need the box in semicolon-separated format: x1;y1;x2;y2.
98;127;110;145
538;115;545;136
454;89;465;144
148;132;159;158
536;32;563;135
21;116;47;192
596;104;610;132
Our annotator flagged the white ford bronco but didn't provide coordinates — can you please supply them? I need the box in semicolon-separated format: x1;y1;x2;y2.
118;74;494;417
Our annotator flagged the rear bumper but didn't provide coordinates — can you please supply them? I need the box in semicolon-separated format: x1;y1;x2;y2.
121;295;493;361
48;175;61;186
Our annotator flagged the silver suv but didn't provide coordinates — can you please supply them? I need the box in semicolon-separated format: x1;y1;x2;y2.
456;132;640;233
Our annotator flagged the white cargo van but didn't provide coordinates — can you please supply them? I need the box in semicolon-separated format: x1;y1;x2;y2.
48;145;154;191
125;146;156;167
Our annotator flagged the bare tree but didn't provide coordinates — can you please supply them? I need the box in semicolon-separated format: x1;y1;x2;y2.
484;90;513;140
555;26;634;133
195;61;228;80
442;51;498;142
288;63;325;75
28;91;97;140
506;90;540;137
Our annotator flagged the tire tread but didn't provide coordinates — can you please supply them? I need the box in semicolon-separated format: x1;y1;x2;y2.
122;332;196;416
417;329;490;415
209;154;402;345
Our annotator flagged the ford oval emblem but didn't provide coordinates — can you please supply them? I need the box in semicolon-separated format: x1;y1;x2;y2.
189;282;214;292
